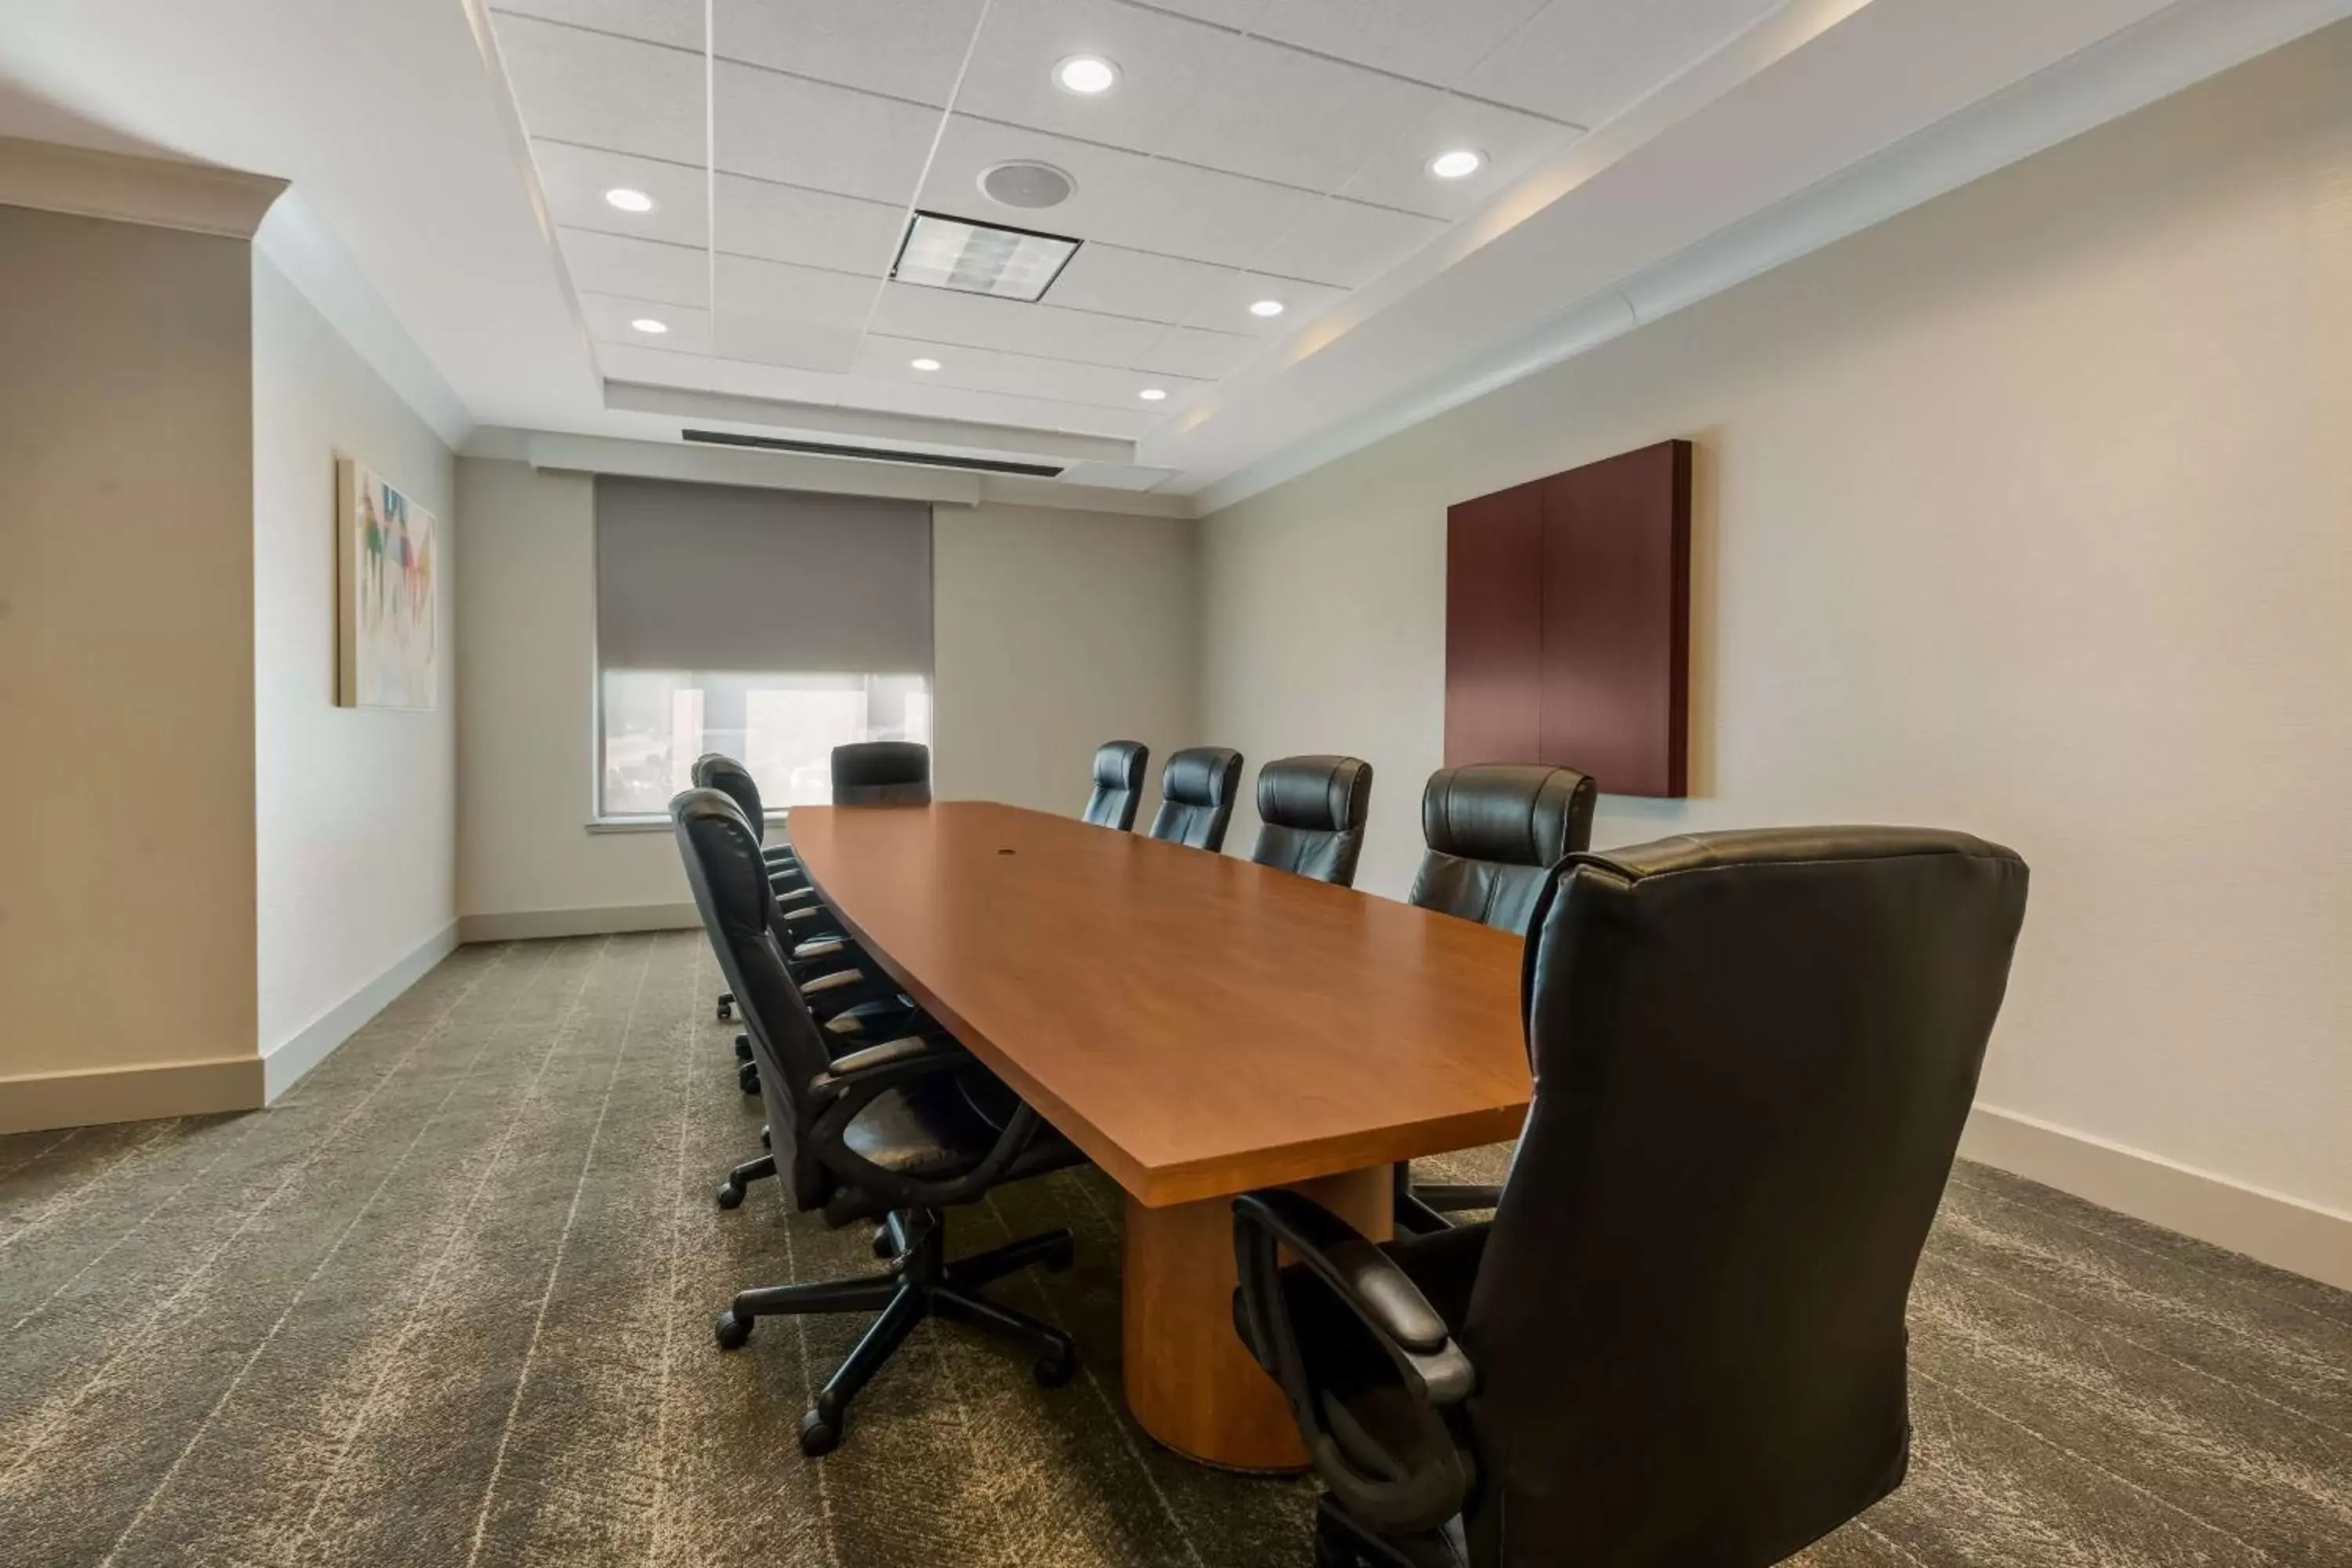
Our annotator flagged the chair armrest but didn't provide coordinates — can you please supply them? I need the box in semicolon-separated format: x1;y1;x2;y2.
1232;1191;1476;1534
1236;1190;1457;1358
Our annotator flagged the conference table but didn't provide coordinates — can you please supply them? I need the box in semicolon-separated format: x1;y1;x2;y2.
788;800;1532;1471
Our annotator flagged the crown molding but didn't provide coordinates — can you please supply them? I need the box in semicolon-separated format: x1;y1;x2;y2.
0;133;285;238
1191;0;2352;515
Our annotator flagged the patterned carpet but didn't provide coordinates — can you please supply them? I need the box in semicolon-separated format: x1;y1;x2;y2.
1;932;2346;1567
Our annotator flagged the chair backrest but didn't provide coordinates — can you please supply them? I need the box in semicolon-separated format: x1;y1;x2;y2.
1459;827;2028;1567
1406;763;1595;934
832;741;931;806
1247;755;1374;887
1082;739;1150;831
691;753;766;838
1146;746;1243;851
670;786;843;1212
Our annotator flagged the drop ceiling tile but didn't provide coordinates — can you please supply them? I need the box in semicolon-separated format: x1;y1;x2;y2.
1336;94;1579;219
492;13;705;165
953;0;1235;155
716;253;883;331
581;290;712;354
1138;0;1269;28
1180;270;1346;336
859;335;1200;409
490;0;702;51
1247;198;1443;289
595;339;718;391
532;140;709;249
1160;36;1433;192
849;376;1154;440
717;314;866;374
561;229;709;307
713;60;943;204
919;117;1320;270
716;175;904;275
1131;325;1258;379
1458;0;1784;126
713;0;988;107
1044;245;1236;325
872;282;1167;365
1247;0;1552;85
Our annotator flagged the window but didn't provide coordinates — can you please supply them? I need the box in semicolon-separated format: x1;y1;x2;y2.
600;670;931;816
594;477;933;818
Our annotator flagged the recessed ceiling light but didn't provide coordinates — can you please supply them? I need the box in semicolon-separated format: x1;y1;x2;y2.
1054;54;1118;95
910;358;942;371
630;318;669;334
891;212;1082;303
604;187;656;212
1248;299;1285;318
1428;149;1484;180
1138;387;1167;401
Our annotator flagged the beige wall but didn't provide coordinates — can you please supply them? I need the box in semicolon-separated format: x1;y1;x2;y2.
453;460;1203;928
1200;28;2352;1258
0;205;262;1120
252;255;458;1090
455;456;684;930
933;501;1199;823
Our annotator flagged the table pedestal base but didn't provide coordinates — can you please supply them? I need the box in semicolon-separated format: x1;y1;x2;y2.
1120;1165;1394;1471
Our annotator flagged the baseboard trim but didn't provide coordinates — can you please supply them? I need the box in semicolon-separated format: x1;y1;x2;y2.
261;920;461;1102
457;902;701;943
0;1056;265;1136
1961;1104;2352;1291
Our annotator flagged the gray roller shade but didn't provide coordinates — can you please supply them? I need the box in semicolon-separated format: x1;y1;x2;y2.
595;476;932;673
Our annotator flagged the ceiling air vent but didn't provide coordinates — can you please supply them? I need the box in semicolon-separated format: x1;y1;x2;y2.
979;160;1075;210
681;428;1064;478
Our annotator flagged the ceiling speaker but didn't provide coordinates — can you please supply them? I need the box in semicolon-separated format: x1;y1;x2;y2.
979;161;1076;210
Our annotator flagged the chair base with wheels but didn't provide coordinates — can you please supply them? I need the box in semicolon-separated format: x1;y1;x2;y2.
714;1206;1077;1455
1392;1164;1501;1234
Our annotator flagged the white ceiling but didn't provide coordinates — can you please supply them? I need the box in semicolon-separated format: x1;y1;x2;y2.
4;0;2347;500
481;0;1703;440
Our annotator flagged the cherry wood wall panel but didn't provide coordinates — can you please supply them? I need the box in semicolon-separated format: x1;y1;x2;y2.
1443;479;1545;767
1446;439;1691;797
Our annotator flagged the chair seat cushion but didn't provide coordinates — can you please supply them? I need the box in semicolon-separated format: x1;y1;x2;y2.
831;1067;1084;1217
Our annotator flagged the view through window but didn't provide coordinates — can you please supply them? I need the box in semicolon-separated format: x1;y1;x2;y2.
601;670;931;817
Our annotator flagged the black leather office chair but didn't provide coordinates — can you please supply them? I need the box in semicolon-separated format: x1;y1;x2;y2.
1249;755;1374;888
1147;746;1243;851
1235;827;2029;1568
673;788;1084;1456
1398;763;1596;1230
692;753;816;1035
1082;740;1149;831
833;741;931;805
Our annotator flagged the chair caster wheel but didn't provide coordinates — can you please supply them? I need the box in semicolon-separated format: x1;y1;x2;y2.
715;1180;744;1210
716;999;733;1022
714;1311;751;1351
1032;1348;1076;1388
733;1034;753;1062
760;1124;771;1149
797;1406;840;1456
738;1062;760;1095
871;1225;895;1259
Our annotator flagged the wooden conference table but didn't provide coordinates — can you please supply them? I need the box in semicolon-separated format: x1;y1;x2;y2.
788;801;1531;1471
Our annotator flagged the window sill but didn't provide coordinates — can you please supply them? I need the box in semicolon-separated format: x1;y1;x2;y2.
586;817;670;834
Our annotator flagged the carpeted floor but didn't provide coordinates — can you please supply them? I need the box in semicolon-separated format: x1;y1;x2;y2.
1;932;2346;1567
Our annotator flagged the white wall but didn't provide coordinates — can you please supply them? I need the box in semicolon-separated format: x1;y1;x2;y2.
1200;27;2352;1270
0;203;262;1130
934;501;1199;822
453;463;1202;930
252;255;458;1089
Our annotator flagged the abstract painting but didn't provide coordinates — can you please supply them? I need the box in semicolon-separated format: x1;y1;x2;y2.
336;458;438;709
